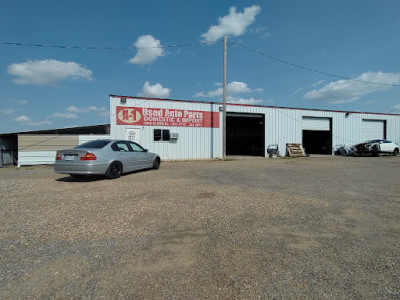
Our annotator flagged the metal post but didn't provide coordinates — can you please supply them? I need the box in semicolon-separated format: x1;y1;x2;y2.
222;36;227;160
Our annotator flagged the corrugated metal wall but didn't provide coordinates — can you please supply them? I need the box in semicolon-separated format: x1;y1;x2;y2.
111;97;221;160
110;96;400;159
18;134;111;167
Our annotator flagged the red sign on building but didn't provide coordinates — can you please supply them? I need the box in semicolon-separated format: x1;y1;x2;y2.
116;106;220;128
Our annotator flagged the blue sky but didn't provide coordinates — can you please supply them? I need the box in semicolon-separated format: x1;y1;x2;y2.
1;0;400;133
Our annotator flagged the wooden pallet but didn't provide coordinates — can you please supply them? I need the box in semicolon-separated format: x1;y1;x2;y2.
286;143;307;157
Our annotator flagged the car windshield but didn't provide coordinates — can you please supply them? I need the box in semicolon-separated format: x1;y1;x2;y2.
75;140;111;149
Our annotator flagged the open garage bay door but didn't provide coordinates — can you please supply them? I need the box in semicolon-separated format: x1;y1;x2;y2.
302;117;332;154
226;113;265;156
361;120;385;141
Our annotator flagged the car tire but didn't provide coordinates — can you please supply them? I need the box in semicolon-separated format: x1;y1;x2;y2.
105;161;122;179
152;157;161;170
393;148;399;156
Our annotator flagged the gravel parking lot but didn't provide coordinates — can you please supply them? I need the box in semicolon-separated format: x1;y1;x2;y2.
1;156;400;299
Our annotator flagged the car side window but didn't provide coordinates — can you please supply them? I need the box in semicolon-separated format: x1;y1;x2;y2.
129;142;145;152
111;142;130;152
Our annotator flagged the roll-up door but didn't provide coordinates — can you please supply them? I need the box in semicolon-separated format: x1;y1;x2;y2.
302;117;330;131
361;120;385;141
226;113;265;156
302;117;332;154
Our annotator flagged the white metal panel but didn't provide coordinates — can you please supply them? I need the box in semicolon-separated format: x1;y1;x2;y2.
361;120;384;141
302;117;330;131
18;151;56;167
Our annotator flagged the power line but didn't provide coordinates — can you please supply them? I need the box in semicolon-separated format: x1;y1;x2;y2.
2;39;399;87
0;41;133;50
230;42;400;87
0;40;219;50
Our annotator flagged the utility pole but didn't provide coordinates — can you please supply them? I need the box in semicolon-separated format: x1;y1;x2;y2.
222;35;227;160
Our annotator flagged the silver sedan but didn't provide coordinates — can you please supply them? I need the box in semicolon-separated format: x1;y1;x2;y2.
54;139;161;179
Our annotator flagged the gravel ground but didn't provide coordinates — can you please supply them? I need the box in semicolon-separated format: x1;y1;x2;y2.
0;156;399;299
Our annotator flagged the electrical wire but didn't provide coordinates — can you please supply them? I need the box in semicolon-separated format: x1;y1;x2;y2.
2;39;399;87
230;42;400;87
0;40;219;50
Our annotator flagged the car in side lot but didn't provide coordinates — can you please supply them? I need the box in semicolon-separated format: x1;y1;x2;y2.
53;139;161;179
353;139;399;156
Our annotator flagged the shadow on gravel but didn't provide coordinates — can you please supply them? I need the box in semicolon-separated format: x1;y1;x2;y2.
56;175;105;182
56;168;155;182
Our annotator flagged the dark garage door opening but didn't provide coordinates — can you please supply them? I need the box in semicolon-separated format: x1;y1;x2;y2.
302;130;332;154
227;113;265;156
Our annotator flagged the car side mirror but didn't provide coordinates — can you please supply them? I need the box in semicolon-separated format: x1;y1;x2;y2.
145;149;148;152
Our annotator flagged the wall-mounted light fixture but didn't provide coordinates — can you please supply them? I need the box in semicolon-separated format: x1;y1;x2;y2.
120;98;127;104
345;112;350;117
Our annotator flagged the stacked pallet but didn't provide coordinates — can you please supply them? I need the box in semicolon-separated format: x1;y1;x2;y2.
286;143;307;157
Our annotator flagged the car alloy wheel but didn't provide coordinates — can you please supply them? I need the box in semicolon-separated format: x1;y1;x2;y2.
153;157;161;170
106;161;122;179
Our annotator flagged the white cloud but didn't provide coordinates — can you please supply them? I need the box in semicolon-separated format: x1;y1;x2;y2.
49;112;78;119
14;115;52;127
195;81;262;97
30;120;52;127
129;35;164;64
311;80;325;87
7;59;93;86
0;108;14;115
66;106;105;113
293;81;324;95
97;110;110;117
138;81;171;98
195;90;220;98
9;99;28;105
227;96;263;105
388;104;400;114
266;99;275;106
292;88;304;95
201;5;261;43
303;72;400;104
227;81;252;94
249;26;271;38
48;106;108;119
15;115;31;123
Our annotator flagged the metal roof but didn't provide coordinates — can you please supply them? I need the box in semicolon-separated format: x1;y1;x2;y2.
110;94;400;117
0;124;110;136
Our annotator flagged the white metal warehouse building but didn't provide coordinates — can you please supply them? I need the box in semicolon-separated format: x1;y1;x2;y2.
110;95;400;159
